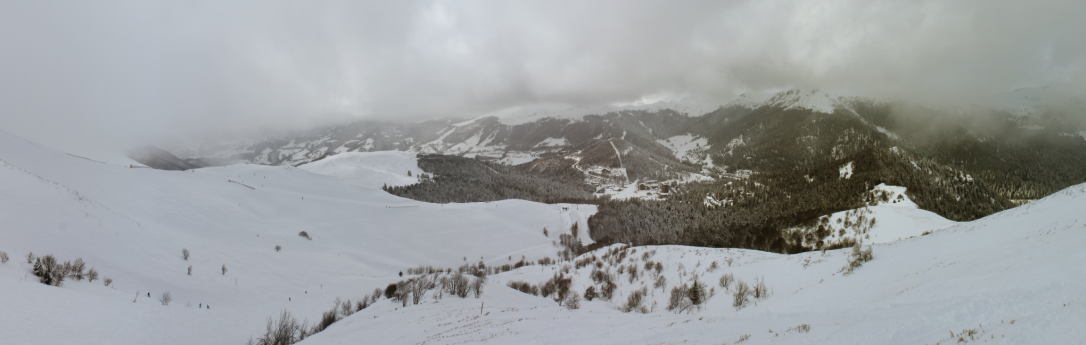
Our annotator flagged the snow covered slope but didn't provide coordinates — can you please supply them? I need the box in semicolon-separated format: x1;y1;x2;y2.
297;151;423;189
306;183;1086;344
0;130;595;345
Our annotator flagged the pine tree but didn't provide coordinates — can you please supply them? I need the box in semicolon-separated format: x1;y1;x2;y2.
688;277;704;306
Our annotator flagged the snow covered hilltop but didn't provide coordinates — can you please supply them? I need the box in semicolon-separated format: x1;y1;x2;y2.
2;128;1085;344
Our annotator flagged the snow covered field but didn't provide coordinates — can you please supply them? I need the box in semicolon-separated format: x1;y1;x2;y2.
0;130;594;344
2;128;1084;344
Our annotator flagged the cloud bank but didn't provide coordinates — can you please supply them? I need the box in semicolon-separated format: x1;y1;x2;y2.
1;0;1083;152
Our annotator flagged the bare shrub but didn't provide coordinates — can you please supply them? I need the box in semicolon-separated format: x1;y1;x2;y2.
312;306;339;334
719;273;734;290
735;334;750;343
448;272;470;298
565;292;582;310
540;279;556;298
182;248;190;260
274;245;281;252
26;252;34;264
68;258;87;280
0;251;8;263
298;231;312;240
621;289;645;313
104;278;113;287
787;324;811;333
159;291;172;305
600;280;617;301
507;280;539;296
250;310;306;345
843;242;874;275
33;255;64;287
541;273;572;304
469;276;485;298
87;268;99;282
337;298;353;318
222;264;227;275
732;280;751;310
583;286;597;301
667;284;690;313
188;265;193;275
753;277;768;299
654;274;667;290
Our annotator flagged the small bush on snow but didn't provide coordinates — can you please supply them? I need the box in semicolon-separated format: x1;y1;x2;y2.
0;250;8;263
248;309;307;345
87;268;99;282
732;280;751;310
33;255;64;287
507;280;539;296
182;248;190;260
719;273;734;290
583;286;597;301
298;231;312;240
159;291;172;306
104;278;112;287
565;292;582;310
842;242;874;275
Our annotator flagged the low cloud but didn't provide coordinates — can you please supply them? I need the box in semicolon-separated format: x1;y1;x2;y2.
1;0;1083;152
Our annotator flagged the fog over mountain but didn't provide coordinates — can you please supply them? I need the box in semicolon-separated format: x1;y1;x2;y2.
1;1;1084;156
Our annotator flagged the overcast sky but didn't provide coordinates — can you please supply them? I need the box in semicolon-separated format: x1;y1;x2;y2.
1;0;1083;153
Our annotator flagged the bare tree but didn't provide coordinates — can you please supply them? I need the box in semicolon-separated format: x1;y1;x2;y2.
733;280;751;310
469;276;485;298
251;310;304;345
159;291;172;306
565;292;582;310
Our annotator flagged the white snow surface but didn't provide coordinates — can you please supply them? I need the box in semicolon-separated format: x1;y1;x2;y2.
299;151;424;189
657;134;709;162
816;185;954;246
839;161;854;179
311;182;1086;344
3;129;1086;344
0;130;595;345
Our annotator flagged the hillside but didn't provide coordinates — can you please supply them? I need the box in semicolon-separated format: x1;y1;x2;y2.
0;130;595;344
304;181;1086;344
4;128;1085;344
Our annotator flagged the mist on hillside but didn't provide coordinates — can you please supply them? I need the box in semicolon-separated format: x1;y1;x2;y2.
1;1;1084;153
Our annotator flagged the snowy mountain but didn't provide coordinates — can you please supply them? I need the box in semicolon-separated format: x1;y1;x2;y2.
4;126;1085;344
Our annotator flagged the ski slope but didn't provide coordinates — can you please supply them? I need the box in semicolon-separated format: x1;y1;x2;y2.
0;130;595;345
